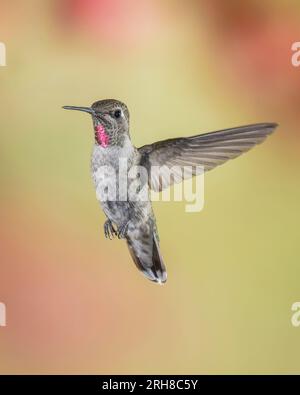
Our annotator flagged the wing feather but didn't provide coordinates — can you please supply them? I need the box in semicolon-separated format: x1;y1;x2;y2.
139;123;277;191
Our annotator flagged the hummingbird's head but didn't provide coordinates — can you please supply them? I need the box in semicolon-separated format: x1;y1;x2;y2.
63;99;130;148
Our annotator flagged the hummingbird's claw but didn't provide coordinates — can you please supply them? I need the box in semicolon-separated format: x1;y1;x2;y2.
104;220;117;240
117;222;129;239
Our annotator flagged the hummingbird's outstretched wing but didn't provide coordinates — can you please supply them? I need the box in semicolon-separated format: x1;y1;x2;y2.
139;123;277;191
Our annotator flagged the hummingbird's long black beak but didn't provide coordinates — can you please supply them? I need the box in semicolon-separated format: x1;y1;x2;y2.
62;106;95;115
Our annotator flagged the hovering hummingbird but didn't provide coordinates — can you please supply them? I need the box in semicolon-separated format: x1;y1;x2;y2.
63;99;277;284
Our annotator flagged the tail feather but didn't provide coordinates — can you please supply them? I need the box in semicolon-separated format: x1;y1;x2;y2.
126;230;167;284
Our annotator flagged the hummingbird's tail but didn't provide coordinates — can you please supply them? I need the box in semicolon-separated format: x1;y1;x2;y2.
126;227;167;284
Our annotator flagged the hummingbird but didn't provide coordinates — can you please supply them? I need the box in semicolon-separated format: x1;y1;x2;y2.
63;99;277;284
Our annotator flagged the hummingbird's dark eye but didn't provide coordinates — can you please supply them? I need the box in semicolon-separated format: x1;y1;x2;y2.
114;109;122;119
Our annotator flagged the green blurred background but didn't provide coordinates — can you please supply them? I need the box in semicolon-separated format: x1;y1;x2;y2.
0;0;300;374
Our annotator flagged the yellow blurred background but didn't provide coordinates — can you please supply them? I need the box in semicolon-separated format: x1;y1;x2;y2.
0;0;300;374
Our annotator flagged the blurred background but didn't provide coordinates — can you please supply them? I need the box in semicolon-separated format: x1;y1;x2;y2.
0;0;300;374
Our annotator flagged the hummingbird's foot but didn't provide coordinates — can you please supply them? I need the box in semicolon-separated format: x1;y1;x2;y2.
117;222;129;239
104;220;117;240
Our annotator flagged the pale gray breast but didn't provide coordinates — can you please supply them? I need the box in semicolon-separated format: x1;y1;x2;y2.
91;137;136;186
91;141;153;225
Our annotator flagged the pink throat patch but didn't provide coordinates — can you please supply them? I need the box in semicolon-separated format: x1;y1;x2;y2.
95;124;109;148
